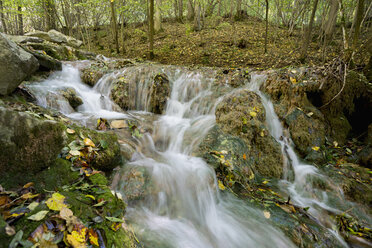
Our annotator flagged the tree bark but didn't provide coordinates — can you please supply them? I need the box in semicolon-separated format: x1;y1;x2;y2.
187;0;194;21
264;0;269;53
300;0;319;61
193;2;201;31
149;0;154;59
154;0;162;32
178;0;183;22
0;0;7;34
45;0;56;31
324;0;339;39
18;5;23;35
110;0;120;54
236;0;242;20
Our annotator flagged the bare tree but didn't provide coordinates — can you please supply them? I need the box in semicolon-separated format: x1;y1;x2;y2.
155;0;162;32
264;0;269;53
110;0;120;54
18;5;23;35
149;0;154;59
300;0;319;61
0;0;7;33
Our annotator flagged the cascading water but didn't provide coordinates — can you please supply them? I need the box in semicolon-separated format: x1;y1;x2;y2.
26;61;370;247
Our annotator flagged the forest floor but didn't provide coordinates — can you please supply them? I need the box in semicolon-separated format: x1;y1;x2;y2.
85;17;370;70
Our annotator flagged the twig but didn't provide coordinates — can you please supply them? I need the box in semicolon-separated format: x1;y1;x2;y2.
320;63;347;109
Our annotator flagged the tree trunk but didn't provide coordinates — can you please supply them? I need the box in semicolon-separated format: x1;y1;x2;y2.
154;0;162;32
324;0;338;39
351;0;364;52
174;0;178;20
18;5;23;35
187;0;194;21
45;0;56;31
300;0;319;61
236;0;242;20
193;2;201;31
178;0;183;22
110;0;120;54
0;0;7;33
338;0;349;51
149;0;154;59
264;0;269;53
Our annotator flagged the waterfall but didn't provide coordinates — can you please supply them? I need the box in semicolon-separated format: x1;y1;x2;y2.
26;61;370;247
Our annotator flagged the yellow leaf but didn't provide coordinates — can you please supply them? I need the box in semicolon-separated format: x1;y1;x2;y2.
260;130;265;137
263;210;271;219
218;180;226;190
67;128;75;134
45;193;68;211
88;229;99;246
85;195;95;201
290;77;297;84
84;138;95;147
262;180;269;184
69;150;81;156
67;233;87;248
243;154;246;160
249;111;257;117
312;146;320;151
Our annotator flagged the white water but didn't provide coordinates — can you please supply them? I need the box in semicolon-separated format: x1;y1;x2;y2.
26;62;370;247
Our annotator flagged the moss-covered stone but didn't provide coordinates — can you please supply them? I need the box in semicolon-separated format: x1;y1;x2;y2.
148;73;170;114
214;89;283;178
59;87;83;109
0;106;65;189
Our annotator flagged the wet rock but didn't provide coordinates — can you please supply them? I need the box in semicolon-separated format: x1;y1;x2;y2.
206;89;283;178
110;76;133;110
110;120;128;129
148;73;170;114
0;33;39;95
25;30;67;44
80;62;108;86
284;107;327;156
22;47;62;71
59;87;83;109
0;106;65;188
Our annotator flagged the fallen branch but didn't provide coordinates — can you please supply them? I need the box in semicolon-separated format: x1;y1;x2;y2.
320;63;347;109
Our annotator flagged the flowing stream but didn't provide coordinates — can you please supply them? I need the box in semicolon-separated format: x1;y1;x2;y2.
26;62;370;247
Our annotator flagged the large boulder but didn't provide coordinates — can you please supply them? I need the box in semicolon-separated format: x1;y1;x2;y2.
25;30;67;44
111;71;170;114
5;34;44;44
148;73;170;114
0;106;65;188
22;46;62;71
0;33;39;95
199;89;283;180
0;100;123;189
48;29;83;48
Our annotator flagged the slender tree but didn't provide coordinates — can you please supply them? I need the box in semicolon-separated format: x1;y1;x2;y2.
300;0;319;61
110;0;120;54
149;0;154;59
18;5;23;35
154;0;162;32
0;0;7;33
264;0;269;53
44;0;57;31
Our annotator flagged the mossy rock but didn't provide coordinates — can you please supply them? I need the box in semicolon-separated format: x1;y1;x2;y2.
59;87;83;109
148;73;170;114
214;89;283;178
0;106;65;189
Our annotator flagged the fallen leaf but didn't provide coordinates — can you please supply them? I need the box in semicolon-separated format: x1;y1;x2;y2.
312;146;320;151
23;182;34;189
306;112;313;117
243;154;247;160
290;77;297;84
69;150;81;156
105;216;124;223
67;128;76;134
84;138;95;147
249;111;257;117
263;210;271;219
218;180;226;190
85;195;95;201
5;225;16;236
111;222;121;232
88;229;99;246
45;193;68;211
27;210;49;221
